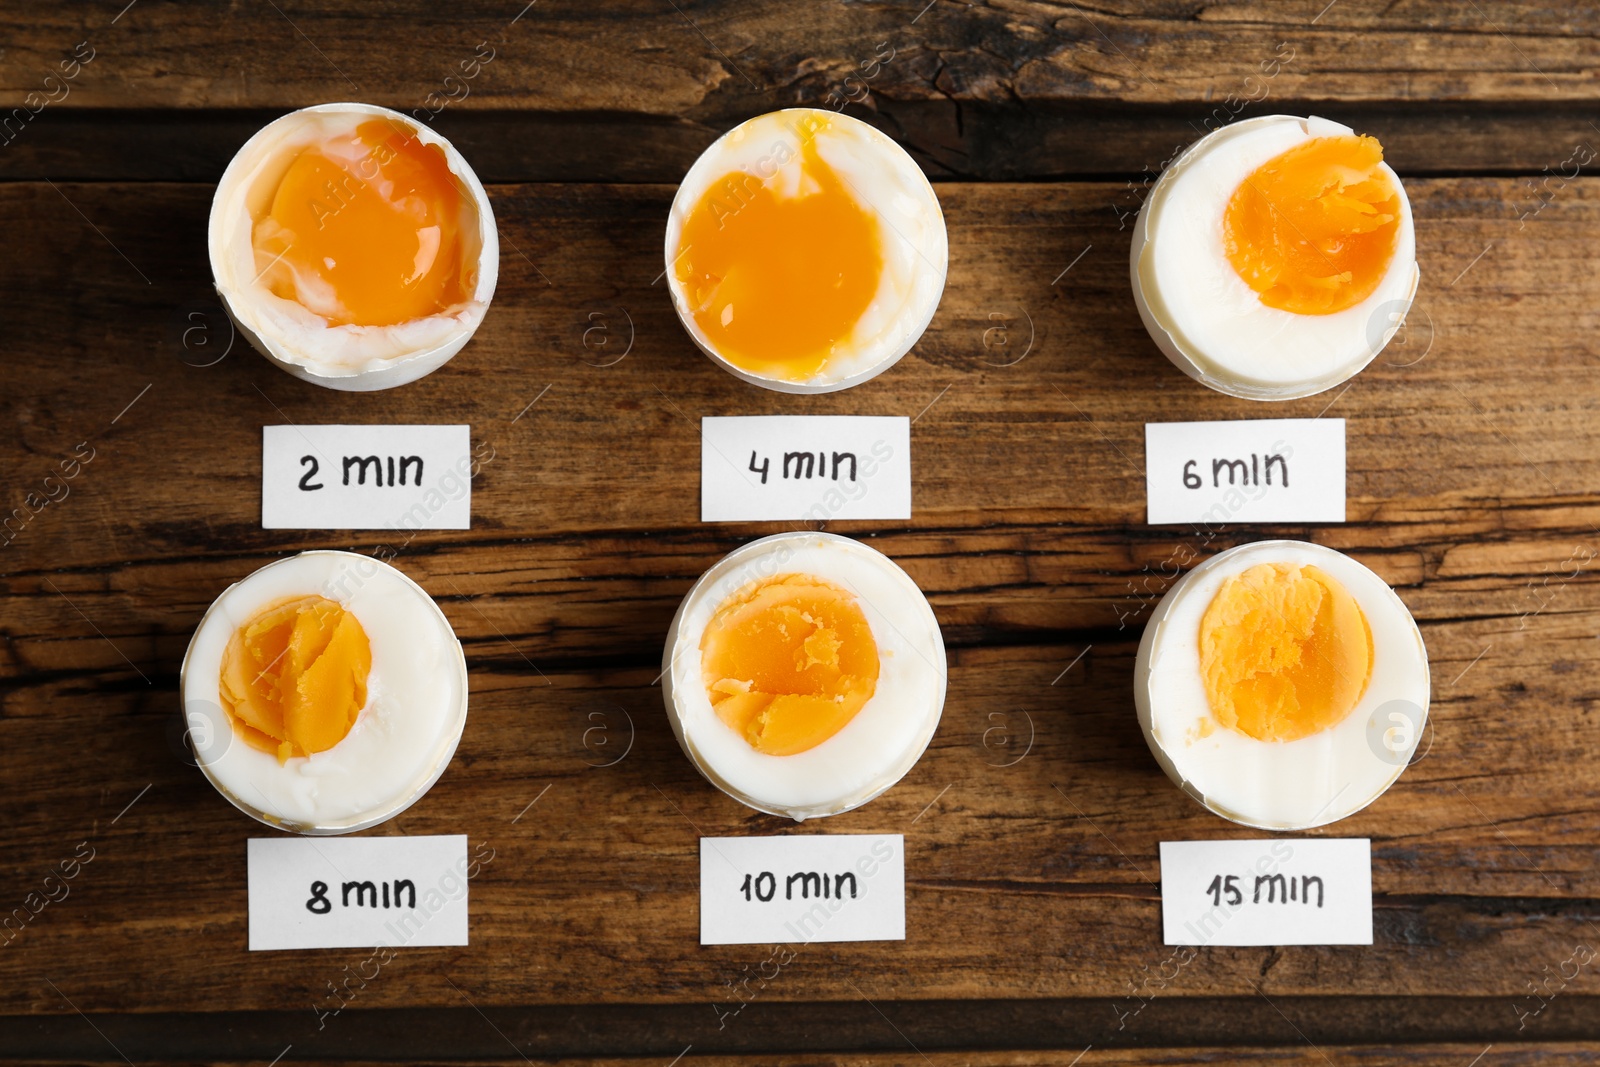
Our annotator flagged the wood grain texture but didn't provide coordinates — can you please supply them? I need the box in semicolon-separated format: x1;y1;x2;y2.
7;0;1598;111
15;1046;1600;1067
1;2;1598;180
1;172;1598;1043
2;5;1594;1063
6;1001;1600;1063
13;1043;1600;1067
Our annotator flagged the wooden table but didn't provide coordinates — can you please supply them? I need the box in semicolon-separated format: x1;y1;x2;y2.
3;2;1599;1062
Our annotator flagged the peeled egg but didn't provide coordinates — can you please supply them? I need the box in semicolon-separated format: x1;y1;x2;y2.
1135;540;1430;830
665;109;947;393
1130;115;1419;400
209;103;499;391
181;551;468;834
661;532;947;819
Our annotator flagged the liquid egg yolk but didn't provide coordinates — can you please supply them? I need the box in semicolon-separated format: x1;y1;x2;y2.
700;574;880;756
253;120;471;327
220;595;372;764
1223;134;1400;315
673;120;885;381
1198;563;1373;743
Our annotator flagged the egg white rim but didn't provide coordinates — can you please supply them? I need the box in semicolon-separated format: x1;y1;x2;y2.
179;549;470;835
1129;114;1421;401
660;531;948;819
1134;538;1431;831
663;108;948;395
208;102;500;390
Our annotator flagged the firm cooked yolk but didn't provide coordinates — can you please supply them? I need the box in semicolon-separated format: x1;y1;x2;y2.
220;595;372;764
253;119;471;327
1223;134;1400;315
1198;563;1373;743
673;117;885;381
700;574;880;756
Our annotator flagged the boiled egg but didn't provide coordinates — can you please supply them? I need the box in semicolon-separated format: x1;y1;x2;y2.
181;551;468;834
1135;540;1430;829
662;532;946;819
1131;115;1419;400
209;103;498;391
665;109;947;393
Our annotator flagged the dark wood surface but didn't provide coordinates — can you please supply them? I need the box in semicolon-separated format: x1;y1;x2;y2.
3;2;1599;1063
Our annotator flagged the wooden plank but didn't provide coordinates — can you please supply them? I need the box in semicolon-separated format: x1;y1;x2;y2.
5;103;1599;183
8;1;1596;111
6;640;1600;1011
10;1047;1600;1067
3;1002;1600;1063
1;176;1597;1025
1;3;1597;178
3;179;1597;553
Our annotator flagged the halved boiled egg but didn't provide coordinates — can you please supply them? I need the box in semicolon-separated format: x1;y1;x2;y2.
1131;115;1419;400
209;103;498;391
662;533;946;819
1135;540;1430;829
181;551;468;834
665;109;947;393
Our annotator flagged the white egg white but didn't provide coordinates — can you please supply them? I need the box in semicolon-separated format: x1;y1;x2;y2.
662;532;947;820
1131;115;1420;400
664;108;947;393
181;551;468;834
209;103;499;392
1134;539;1430;830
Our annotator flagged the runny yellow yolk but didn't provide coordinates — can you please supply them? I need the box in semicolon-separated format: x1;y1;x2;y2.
700;574;881;756
1223;134;1400;316
220;595;372;764
253;119;470;327
674;121;885;381
1198;563;1373;743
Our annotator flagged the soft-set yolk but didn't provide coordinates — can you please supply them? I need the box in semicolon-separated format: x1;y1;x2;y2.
700;574;880;756
1198;563;1373;743
253;119;470;327
674;118;885;381
220;595;372;763
1223;134;1400;316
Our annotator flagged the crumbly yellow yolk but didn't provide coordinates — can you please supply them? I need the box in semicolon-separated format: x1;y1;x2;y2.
699;574;880;756
1198;563;1373;743
1223;134;1400;315
673;118;885;381
253;119;471;327
220;595;372;763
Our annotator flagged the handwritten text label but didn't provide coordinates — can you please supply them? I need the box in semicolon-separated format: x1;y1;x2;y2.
700;416;910;522
1160;838;1371;946
1145;418;1344;525
262;424;473;530
247;835;471;951
700;834;905;945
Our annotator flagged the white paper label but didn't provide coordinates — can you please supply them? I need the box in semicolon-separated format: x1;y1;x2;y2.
700;416;911;522
699;834;905;945
1160;838;1372;946
1144;419;1344;525
262;424;472;530
247;835;470;951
